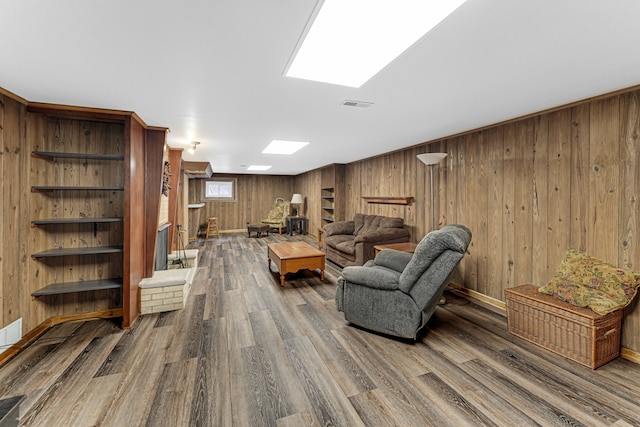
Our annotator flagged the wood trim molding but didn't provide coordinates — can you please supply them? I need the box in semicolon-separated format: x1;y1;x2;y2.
362;196;413;205
143;128;168;278
0;86;28;104
449;284;507;312
620;348;640;364
26;102;170;132
0;309;123;368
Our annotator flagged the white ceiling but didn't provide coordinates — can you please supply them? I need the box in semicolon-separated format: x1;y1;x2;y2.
2;0;640;175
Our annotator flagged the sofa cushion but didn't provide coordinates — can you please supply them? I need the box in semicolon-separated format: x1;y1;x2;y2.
325;234;355;249
324;220;355;237
354;227;410;243
354;213;404;236
336;240;356;256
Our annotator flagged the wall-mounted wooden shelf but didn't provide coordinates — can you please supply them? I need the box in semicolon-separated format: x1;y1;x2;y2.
31;217;124;227
31;186;124;192
31;245;124;259
362;196;413;205
32;151;124;161
32;278;123;298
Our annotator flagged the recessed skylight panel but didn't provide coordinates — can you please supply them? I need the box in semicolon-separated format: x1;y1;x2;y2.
247;165;272;171
286;0;467;88
262;140;309;155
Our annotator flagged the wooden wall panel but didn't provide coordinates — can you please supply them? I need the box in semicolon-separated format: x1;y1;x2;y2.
619;91;640;346
341;151;420;238
471;131;488;292
27;113;47;327
531;115;549;286
512;119;535;287
188;174;295;233
143;128;167;277
123;118;146;328
294;87;640;354
486;126;504;297
569;103;591;253
0;95;27;331
293;168;321;237
444;140;462;285
172;169;189;251
588;97;620;262
547;110;572;280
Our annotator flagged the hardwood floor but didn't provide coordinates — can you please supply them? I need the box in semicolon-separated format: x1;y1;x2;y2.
2;232;640;426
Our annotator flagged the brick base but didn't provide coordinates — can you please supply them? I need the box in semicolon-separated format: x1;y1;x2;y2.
140;267;195;314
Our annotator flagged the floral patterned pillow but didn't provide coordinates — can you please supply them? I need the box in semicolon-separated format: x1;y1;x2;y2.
539;248;640;315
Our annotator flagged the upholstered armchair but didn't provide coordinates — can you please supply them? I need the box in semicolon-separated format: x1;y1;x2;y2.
261;198;290;234
335;224;472;339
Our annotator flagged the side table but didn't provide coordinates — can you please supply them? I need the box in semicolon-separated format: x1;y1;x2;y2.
287;216;308;235
374;242;417;255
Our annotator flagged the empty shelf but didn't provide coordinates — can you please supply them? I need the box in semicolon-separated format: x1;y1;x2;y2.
32;278;123;297
32;245;124;259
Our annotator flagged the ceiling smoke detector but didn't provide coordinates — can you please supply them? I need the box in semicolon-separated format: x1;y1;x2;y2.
340;99;374;108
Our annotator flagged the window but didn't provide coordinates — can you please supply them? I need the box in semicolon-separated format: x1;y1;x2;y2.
204;178;237;201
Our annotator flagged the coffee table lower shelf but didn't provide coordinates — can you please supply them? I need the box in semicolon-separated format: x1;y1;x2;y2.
267;242;325;286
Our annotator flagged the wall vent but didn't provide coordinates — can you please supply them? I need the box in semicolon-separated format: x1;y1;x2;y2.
0;318;22;355
340;99;374;108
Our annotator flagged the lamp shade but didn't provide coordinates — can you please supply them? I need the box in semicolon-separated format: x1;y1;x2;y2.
291;193;303;204
417;152;447;165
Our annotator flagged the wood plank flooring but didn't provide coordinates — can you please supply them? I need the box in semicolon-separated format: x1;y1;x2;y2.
2;232;640;426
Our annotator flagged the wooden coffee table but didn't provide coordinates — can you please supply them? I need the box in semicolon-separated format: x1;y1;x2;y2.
267;241;325;286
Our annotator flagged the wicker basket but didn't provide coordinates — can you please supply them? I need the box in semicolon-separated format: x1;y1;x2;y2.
505;285;622;369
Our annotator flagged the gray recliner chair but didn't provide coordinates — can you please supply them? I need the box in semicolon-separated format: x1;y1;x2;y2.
335;224;472;339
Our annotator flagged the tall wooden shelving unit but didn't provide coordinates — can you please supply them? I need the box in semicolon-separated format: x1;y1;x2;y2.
28;105;167;328
30;150;125;298
320;164;345;225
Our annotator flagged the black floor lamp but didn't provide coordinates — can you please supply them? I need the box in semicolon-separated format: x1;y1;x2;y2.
417;152;448;231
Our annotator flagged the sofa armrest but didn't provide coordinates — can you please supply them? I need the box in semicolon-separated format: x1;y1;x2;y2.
341;265;401;290
354;228;410;244
323;220;355;237
373;249;413;273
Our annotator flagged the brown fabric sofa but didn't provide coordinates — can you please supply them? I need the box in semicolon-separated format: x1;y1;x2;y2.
322;213;410;267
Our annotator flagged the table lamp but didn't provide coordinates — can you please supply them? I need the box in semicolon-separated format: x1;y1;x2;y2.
291;193;303;216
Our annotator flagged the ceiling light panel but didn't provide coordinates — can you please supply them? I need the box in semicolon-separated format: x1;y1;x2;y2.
286;0;467;88
247;165;272;171
262;140;309;155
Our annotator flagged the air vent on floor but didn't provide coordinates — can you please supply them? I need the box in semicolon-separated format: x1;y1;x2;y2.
340;99;374;108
